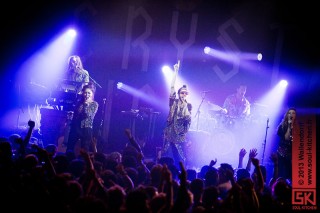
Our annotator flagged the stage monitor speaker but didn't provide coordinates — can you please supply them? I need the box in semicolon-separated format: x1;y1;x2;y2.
40;108;68;148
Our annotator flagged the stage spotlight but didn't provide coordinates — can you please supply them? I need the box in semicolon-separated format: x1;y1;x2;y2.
66;29;77;38
280;80;288;88
61;28;77;44
204;46;211;54
117;82;123;89
162;65;172;74
204;46;262;62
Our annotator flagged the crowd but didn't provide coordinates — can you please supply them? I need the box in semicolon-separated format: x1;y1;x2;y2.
0;118;294;213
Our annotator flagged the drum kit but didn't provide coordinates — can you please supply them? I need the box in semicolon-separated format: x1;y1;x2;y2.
191;101;232;132
187;101;236;167
191;100;268;133
187;100;269;167
190;101;268;147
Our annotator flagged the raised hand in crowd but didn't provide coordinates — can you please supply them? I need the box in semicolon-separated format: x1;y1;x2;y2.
13;119;36;159
31;144;56;177
171;161;193;213
116;162;134;192
269;152;279;187
78;148;106;196
158;163;173;213
178;161;187;186
124;128;150;182
251;157;264;194
124;128;142;154
24;120;36;145
246;148;258;171
209;158;217;167
238;148;247;168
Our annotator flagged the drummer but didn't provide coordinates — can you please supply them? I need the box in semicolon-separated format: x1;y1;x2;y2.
220;84;251;128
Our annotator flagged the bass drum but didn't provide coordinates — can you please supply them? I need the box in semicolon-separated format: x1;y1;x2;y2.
190;115;218;132
208;128;236;156
185;130;212;168
217;114;250;130
186;128;236;168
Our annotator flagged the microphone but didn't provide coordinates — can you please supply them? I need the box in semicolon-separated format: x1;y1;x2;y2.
177;60;180;68
201;90;211;93
288;116;293;129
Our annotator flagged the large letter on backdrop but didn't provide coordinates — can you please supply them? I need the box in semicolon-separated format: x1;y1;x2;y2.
214;18;243;82
122;6;152;72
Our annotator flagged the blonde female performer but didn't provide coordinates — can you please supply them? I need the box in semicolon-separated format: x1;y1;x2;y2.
162;61;192;167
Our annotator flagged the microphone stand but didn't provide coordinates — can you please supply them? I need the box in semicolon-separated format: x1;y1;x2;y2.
96;98;107;152
261;118;269;164
16;83;23;130
79;69;102;89
194;92;206;131
88;75;102;89
98;98;107;137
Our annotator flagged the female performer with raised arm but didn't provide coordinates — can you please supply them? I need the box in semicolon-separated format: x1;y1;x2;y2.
161;61;192;167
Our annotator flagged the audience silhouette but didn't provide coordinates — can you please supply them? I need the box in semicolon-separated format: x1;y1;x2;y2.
0;119;294;212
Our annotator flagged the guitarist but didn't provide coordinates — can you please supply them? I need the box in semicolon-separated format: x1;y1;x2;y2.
276;107;296;181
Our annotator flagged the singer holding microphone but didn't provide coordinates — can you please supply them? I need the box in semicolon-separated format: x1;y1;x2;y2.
161;61;192;168
276;107;297;181
66;83;99;156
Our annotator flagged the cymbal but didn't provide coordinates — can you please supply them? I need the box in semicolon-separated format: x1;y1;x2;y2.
253;102;268;108
29;81;48;90
121;110;138;114
207;102;223;111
